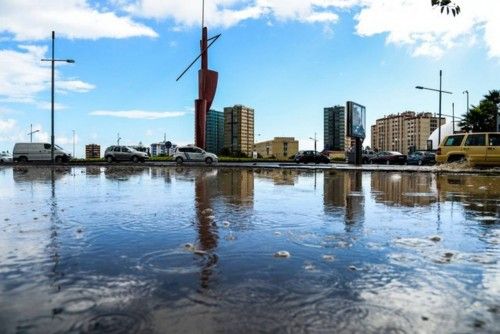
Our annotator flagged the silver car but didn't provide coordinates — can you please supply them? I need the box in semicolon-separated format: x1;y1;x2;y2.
173;146;218;165
0;151;13;163
104;145;149;163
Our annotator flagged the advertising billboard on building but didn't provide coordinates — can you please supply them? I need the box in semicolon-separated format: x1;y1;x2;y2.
347;101;366;139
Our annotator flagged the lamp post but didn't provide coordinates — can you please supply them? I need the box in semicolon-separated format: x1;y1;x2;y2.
28;124;40;143
309;132;318;152
452;103;455;134
415;70;452;147
72;130;75;159
463;90;469;115
117;133;122;146
41;31;75;163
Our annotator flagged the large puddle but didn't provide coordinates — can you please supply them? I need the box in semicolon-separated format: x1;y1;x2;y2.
0;166;499;333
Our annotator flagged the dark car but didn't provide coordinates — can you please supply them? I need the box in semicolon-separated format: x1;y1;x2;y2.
407;151;436;166
362;150;376;164
369;151;407;165
295;150;330;164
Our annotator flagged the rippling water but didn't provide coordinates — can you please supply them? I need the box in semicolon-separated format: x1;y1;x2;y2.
0;166;498;333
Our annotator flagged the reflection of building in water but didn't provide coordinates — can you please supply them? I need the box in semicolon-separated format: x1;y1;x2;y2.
85;166;101;176
323;171;364;224
150;167;172;183
437;174;500;217
371;173;436;207
254;169;297;186
218;169;254;207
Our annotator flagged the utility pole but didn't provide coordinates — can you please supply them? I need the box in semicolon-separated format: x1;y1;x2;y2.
28;124;40;143
309;132;318;152
41;31;75;163
452;103;455;134
415;70;452;148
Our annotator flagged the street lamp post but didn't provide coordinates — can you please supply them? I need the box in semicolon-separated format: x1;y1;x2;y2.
28;124;40;143
415;70;452;147
309;132;318;152
41;31;75;163
463;90;469;115
117;133;122;146
72;130;75;159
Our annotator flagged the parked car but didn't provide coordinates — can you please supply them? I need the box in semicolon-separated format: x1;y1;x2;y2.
407;151;436;166
13;143;71;163
362;149;376;164
436;132;500;167
173;145;218;164
295;150;330;164
369;151;407;165
104;145;149;163
0;151;13;163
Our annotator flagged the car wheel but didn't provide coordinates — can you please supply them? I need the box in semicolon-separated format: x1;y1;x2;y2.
132;156;139;163
205;157;213;165
106;156;114;163
175;157;183;164
18;156;28;163
386;160;390;165
55;156;63;164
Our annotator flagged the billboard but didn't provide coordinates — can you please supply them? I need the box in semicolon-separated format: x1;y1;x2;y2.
347;101;366;139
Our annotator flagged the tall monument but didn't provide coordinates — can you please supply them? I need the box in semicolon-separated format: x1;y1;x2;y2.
177;0;220;149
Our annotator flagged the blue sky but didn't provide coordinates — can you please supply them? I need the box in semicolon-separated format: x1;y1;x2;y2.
0;0;499;156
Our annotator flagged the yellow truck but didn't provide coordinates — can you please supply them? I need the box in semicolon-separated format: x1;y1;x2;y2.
436;132;500;166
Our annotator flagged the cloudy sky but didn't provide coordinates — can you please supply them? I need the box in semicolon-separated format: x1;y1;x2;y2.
0;0;499;155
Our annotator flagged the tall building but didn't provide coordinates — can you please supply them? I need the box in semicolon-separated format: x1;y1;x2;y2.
254;137;299;160
371;111;446;154
206;109;224;154
85;144;100;159
224;105;254;156
324;106;348;151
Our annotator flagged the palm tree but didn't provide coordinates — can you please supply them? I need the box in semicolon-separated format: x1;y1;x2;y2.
459;90;499;132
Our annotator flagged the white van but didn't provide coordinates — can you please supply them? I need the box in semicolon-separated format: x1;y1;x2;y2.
13;143;71;163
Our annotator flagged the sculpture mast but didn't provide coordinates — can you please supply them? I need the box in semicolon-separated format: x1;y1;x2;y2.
177;0;220;150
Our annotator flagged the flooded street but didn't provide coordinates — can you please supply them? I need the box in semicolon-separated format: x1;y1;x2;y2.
0;166;499;333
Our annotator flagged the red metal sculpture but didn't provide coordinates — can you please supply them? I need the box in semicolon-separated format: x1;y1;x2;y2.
177;2;220;150
195;27;218;149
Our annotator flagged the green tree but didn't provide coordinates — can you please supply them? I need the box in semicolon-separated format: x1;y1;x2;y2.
459;90;499;132
432;0;461;16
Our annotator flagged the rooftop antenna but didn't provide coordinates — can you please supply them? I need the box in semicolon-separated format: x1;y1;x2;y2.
176;0;221;150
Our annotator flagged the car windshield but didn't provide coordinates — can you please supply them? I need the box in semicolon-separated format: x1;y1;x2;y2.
55;145;64;150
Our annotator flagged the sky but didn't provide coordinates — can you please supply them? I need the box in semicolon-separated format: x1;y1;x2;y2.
0;0;499;157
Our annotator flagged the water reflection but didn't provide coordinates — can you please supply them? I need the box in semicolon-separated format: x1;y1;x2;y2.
371;172;437;207
323;171;364;224
1;166;498;333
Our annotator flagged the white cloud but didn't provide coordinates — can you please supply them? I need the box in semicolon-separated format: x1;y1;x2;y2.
0;119;17;132
354;0;500;58
125;0;344;27
89;110;188;119
0;45;95;105
0;0;157;41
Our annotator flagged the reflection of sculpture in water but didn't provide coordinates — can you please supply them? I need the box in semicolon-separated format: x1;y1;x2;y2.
194;169;219;289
